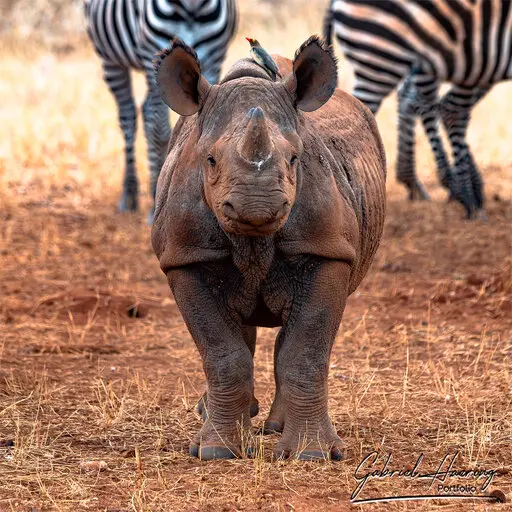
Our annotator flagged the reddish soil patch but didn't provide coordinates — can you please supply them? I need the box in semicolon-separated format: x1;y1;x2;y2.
1;183;511;511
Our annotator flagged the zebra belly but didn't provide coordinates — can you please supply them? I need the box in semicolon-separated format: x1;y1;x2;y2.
86;0;144;70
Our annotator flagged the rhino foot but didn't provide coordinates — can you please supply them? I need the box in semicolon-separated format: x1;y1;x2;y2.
189;418;256;460
272;419;345;461
189;426;243;460
189;443;257;460
274;440;344;461
189;443;239;460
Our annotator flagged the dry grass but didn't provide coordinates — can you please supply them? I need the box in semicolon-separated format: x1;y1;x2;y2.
1;1;512;510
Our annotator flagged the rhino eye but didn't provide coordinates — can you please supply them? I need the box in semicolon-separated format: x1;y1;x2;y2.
290;155;298;165
207;155;216;166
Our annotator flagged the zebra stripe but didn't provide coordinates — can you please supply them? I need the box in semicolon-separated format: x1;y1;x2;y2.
325;0;512;217
85;0;237;222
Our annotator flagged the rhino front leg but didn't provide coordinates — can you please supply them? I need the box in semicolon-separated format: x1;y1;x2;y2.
271;259;350;461
169;268;254;460
197;325;259;421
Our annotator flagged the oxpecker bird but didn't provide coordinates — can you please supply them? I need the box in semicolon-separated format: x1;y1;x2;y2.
246;37;282;81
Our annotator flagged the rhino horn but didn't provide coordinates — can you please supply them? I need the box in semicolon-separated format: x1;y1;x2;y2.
238;107;273;163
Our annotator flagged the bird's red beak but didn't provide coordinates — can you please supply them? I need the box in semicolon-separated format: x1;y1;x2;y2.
245;37;252;42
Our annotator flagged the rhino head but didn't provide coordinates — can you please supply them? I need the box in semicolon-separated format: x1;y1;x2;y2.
154;36;337;236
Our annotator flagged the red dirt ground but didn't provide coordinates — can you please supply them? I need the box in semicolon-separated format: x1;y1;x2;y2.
1;173;511;511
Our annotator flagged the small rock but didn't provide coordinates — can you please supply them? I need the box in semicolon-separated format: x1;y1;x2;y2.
80;460;109;472
433;293;448;304
380;262;412;273
394;290;409;301
466;273;485;286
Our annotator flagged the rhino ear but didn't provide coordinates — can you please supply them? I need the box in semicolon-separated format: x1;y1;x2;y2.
285;36;338;112
154;38;211;116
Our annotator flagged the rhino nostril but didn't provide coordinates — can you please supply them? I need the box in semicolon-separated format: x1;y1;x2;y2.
222;201;238;220
278;201;290;215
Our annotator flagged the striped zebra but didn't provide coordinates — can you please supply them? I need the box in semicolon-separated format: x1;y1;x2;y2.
85;0;237;222
396;67;489;208
324;0;512;218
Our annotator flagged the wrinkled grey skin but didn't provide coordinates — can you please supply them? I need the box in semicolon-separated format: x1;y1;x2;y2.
152;37;386;461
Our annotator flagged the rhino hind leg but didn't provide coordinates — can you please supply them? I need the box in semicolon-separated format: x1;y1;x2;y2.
260;402;285;435
260;328;286;434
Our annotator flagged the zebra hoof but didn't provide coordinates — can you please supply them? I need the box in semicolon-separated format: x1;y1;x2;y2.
476;210;488;222
147;208;155;225
408;182;430;201
464;208;487;222
118;193;139;213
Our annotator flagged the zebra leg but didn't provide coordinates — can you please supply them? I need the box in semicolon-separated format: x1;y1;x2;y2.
440;86;489;218
350;65;422;197
420;105;452;193
103;62;139;212
396;74;430;200
456;87;490;211
465;87;490;212
142;72;171;224
415;78;452;193
397;70;456;201
200;47;226;85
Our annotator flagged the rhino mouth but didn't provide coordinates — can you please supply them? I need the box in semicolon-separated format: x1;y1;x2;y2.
220;202;291;236
223;218;283;236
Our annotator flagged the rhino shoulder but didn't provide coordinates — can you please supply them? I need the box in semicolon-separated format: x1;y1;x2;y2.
151;116;230;273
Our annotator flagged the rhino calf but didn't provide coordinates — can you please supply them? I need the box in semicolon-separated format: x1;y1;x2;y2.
152;36;386;461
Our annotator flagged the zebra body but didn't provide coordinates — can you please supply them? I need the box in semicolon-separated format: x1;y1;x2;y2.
85;0;237;221
325;0;512;216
